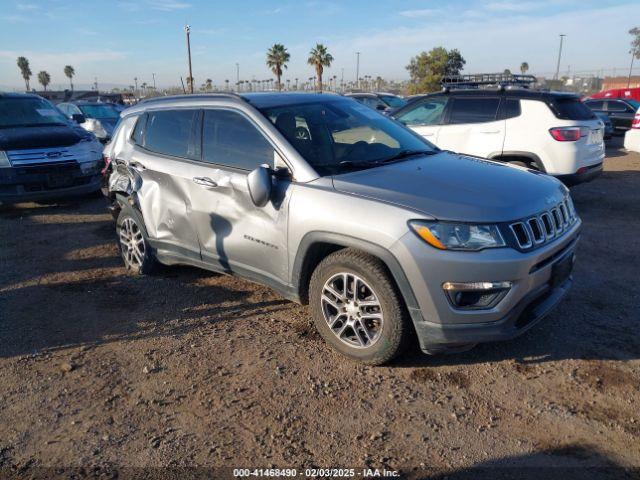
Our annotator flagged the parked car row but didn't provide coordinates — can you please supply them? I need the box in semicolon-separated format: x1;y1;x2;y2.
0;85;608;364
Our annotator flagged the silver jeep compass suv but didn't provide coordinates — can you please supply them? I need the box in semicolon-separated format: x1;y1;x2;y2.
104;93;580;365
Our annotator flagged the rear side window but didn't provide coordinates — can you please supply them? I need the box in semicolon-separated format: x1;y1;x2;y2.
552;98;595;120
503;99;521;119
448;97;500;124
202;109;273;170
132;113;147;145
144;109;200;159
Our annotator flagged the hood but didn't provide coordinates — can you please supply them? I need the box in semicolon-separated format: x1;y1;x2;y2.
0;125;83;150
331;152;567;223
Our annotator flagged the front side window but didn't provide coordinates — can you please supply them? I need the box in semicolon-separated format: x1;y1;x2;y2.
396;96;448;126
0;97;68;128
261;99;436;176
202;110;273;170
447;97;501;124
144;109;200;160
606;101;629;112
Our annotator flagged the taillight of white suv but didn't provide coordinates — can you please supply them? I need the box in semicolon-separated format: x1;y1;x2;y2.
549;126;588;142
632;112;640;129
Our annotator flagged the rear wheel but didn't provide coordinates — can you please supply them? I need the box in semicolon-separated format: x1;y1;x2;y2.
309;249;411;365
116;202;156;275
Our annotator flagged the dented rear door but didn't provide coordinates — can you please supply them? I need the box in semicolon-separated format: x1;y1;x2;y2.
132;109;202;260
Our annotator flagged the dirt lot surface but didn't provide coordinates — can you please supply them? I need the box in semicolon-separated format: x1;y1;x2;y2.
1;139;639;479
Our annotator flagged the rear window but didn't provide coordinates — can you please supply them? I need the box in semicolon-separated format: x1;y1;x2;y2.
552;97;595;120
143;109;200;160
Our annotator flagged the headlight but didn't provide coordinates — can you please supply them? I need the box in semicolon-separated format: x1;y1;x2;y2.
409;220;505;251
0;151;11;168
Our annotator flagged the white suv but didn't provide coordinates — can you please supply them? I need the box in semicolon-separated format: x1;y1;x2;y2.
392;89;605;184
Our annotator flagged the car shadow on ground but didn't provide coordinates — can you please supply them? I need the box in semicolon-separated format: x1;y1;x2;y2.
416;444;634;480
0;198;292;359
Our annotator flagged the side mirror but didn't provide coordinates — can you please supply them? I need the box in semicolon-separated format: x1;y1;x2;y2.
376;104;387;111
247;165;272;207
71;113;86;124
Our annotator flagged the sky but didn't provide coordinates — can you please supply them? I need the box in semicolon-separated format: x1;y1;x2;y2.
1;0;639;91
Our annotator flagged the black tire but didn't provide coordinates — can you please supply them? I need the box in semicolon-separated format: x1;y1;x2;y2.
115;200;156;275
309;248;412;365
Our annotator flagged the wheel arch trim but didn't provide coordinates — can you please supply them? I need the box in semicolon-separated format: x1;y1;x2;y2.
292;231;420;314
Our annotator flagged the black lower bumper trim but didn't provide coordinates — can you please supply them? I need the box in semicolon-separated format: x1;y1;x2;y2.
414;277;572;352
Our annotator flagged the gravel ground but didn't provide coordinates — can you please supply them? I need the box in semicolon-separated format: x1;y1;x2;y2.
0;139;639;479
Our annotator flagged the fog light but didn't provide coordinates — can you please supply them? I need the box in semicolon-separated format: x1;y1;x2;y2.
442;281;512;310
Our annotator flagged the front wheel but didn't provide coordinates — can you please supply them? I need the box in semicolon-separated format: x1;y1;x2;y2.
309;249;412;365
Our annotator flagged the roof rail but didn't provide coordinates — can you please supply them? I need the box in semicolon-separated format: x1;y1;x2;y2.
441;73;537;90
137;92;245;106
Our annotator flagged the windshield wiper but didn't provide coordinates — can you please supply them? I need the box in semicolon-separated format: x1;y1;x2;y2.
379;149;437;164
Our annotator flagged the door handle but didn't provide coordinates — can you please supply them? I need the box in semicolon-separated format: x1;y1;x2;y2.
479;130;500;134
193;176;218;188
129;161;146;171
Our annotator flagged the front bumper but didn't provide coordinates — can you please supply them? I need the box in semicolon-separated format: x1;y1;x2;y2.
414;276;572;352
391;220;580;352
0;163;102;203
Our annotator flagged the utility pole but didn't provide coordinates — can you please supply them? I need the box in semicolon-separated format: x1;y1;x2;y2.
341;68;344;92
152;73;156;90
236;63;240;92
185;24;193;93
356;52;360;89
629;47;637;88
554;34;565;80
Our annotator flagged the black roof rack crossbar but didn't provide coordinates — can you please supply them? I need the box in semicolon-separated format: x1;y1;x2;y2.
441;73;537;89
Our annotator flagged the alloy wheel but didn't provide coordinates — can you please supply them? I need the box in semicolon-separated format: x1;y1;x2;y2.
119;217;145;269
320;272;384;348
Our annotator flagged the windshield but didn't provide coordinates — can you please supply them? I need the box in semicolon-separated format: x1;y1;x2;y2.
260;99;436;176
626;99;640;109
79;104;120;120
0;97;69;128
379;95;407;108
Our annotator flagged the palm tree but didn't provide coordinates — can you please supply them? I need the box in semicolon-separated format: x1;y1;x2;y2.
205;78;213;91
64;65;75;91
520;62;529;74
37;71;51;91
16;57;32;91
307;44;333;92
266;43;290;91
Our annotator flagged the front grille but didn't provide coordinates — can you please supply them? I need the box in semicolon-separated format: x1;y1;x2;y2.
7;147;81;166
508;197;578;250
